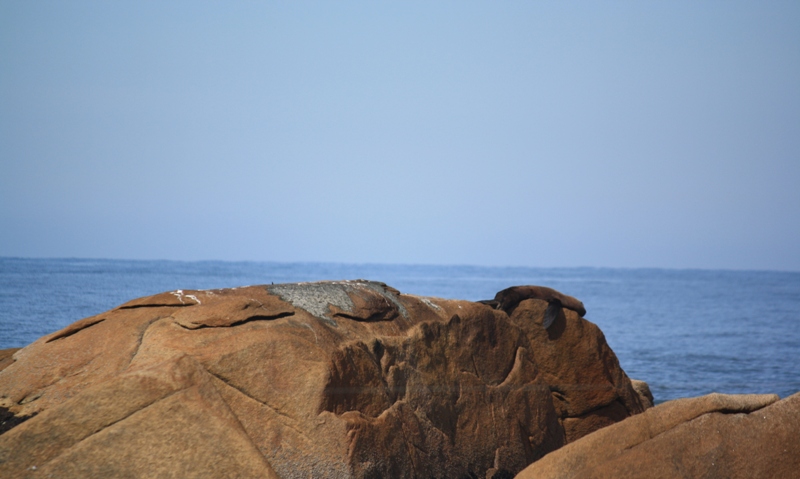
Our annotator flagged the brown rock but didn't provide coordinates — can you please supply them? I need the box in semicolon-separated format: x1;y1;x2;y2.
630;379;654;409
0;349;18;374
0;281;644;478
515;392;800;479
504;297;646;442
0;354;278;478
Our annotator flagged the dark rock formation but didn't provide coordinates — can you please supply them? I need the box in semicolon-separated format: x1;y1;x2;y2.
0;281;644;478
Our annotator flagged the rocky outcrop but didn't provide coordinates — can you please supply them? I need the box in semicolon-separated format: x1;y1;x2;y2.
515;392;800;479
630;379;654;409
0;281;645;478
0;349;18;374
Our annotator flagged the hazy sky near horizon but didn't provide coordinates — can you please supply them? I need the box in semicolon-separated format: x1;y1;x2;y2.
2;1;799;270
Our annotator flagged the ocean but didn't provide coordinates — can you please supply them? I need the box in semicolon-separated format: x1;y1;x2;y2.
1;257;798;403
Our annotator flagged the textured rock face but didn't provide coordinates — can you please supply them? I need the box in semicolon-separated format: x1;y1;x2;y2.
515;392;800;479
0;281;644;478
0;349;17;374
630;379;654;409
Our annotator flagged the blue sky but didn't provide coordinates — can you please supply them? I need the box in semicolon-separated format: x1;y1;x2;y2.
2;1;799;270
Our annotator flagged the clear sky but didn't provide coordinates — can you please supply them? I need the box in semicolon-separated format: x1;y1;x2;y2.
1;1;799;270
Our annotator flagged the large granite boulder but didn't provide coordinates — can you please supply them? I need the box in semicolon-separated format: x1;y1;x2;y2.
0;281;645;478
515;392;800;479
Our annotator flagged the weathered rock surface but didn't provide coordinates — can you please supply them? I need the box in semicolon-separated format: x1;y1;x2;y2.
0;281;645;478
0;349;18;374
630;379;654;409
515;392;800;479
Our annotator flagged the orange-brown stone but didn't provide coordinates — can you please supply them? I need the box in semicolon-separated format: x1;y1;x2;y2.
0;281;645;478
515;392;800;479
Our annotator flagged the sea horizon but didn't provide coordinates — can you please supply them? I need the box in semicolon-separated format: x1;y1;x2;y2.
3;254;799;275
2;256;799;403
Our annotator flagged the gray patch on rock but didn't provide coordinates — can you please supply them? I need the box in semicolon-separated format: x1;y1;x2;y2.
416;296;443;312
266;280;406;326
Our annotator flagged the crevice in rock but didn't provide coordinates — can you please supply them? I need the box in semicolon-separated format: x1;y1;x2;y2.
175;311;295;330
45;317;106;343
397;413;420;478
332;311;387;322
208;371;314;445
563;394;621;420
31;385;188;471
371;339;385;363
471;354;481;379
64;388;186;453
618;417;694;453
495;347;523;389
204;373;274;465
618;398;777;453
207;371;269;408
118;303;194;310
0;406;36;436
23;352;105;402
125;317;169;369
208;371;303;427
550;389;567;404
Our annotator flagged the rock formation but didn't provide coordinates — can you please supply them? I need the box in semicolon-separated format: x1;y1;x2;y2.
0;348;17;374
0;281;644;478
515;392;800;479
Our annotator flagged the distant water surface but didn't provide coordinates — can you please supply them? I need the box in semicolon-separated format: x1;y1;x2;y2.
1;257;798;403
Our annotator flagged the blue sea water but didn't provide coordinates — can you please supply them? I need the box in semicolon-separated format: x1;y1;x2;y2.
1;257;798;403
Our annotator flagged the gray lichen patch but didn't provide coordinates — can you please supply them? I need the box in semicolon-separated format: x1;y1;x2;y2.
415;296;443;312
266;280;406;325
